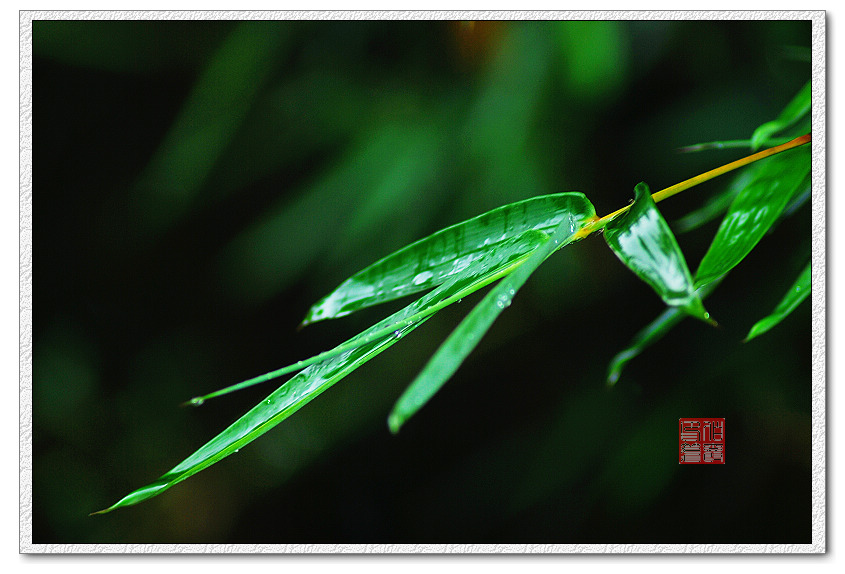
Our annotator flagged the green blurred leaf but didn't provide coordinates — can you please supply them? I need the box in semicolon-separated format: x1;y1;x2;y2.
605;183;710;321
221;122;440;305
607;280;721;385
389;212;584;433
750;81;811;151
303;193;597;326
694;145;811;288
554;21;628;103
133;22;289;234
782;176;811;218
677;137;791;153
745;262;811;341
33;21;230;73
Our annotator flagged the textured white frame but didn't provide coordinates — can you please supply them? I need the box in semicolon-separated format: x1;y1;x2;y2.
18;10;826;554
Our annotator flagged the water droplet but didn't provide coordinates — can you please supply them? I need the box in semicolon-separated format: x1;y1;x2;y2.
457;299;462;304
393;330;402;339
412;270;434;285
234;449;240;453
265;399;271;405
191;397;204;406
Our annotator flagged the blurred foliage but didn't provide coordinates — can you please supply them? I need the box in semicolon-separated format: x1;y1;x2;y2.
32;19;811;543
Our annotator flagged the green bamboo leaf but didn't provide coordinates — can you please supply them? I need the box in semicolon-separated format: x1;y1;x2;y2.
95;227;564;512
694;146;811;288
188;229;557;404
301;193;597;326
388;213;583;433
607;279;722;385
607;307;684;386
92;316;428;514
673;168;753;233
604;182;710;321
750;81;811;151
745;262;811;341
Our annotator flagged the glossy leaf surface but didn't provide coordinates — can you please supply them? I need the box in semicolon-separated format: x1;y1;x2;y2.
605;182;709;321
97;226;572;512
389;213;583;432
94;316;430;514
188;229;561;404
302;193;596;326
746;262;811;341
750;81;811;150
672;168;752;234
694;146;811;288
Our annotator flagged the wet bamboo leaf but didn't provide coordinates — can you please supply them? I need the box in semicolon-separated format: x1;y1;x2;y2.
302;193;597;326
694;146;811;288
92;316;428;514
388;213;583;433
607;280;721;385
95;227;565;512
605;182;710;321
673;168;753;234
750;81;811;151
188;229;557;404
745;262;811;341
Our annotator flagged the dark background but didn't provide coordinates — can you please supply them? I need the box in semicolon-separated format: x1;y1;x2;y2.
32;19;812;543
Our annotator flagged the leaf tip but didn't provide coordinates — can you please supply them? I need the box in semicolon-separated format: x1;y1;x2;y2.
180;397;205;408
743;327;762;343
387;412;404;435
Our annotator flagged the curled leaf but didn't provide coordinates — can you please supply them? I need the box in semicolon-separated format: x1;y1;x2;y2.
605;182;710;322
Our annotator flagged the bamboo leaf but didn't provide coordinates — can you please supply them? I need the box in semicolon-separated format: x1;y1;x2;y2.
694;146;810;288
604;182;710;321
301;193;597;326
95;226;569;512
607;280;722;385
745;262;811;341
607;307;684;386
388;213;583;433
92;316;428;514
750;81;811;151
673;168;752;233
188;229;557;404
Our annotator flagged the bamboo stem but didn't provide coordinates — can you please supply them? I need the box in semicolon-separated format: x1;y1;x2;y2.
575;133;811;239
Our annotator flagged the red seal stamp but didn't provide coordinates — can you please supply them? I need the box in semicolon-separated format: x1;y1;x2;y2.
679;418;725;464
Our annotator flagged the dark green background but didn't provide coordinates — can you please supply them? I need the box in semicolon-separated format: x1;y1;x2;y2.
32;19;812;543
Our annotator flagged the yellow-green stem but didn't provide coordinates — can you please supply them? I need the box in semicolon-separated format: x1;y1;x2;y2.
575;133;811;239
